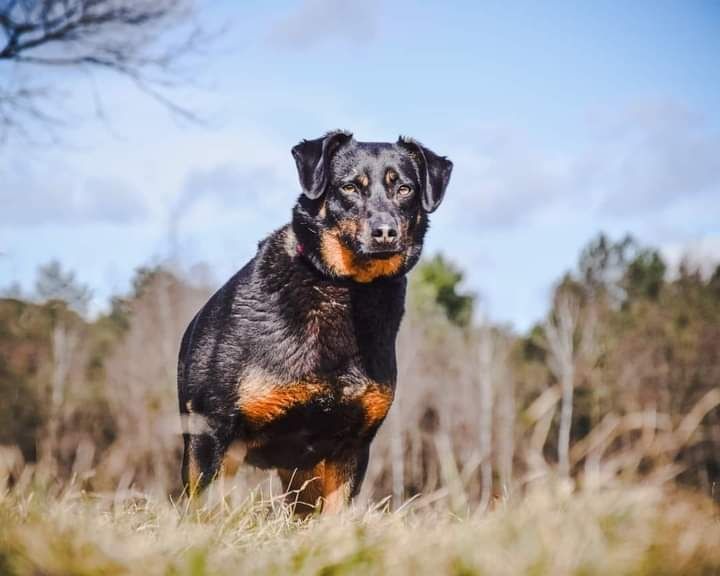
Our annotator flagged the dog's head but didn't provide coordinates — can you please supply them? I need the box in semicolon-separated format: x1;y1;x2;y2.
291;131;452;282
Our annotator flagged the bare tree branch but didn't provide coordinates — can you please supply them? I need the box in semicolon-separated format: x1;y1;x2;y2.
544;293;579;479
0;0;207;140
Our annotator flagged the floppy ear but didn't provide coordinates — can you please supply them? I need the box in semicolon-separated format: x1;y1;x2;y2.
398;136;453;212
291;130;353;199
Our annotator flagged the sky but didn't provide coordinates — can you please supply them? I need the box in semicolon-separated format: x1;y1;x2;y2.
1;0;719;331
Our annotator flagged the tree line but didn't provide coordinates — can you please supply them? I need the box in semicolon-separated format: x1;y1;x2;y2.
0;233;718;504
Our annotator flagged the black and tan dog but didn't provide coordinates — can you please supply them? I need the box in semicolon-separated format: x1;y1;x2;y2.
177;131;452;513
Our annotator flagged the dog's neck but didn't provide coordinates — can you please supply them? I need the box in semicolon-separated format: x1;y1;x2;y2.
295;239;330;278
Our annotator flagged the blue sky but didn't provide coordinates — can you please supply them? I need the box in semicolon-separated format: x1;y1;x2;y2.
1;0;719;331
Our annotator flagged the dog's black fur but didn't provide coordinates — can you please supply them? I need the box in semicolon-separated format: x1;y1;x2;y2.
177;131;452;512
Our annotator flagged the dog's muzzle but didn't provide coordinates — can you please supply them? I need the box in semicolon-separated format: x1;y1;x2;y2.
367;215;399;253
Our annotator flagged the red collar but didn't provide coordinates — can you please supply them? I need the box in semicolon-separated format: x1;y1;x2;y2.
296;242;304;256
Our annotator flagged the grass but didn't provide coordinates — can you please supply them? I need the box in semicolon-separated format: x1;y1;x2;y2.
0;479;718;576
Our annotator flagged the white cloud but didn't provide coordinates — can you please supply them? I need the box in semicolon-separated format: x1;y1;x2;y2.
444;101;720;230
268;0;382;49
0;166;148;227
583;102;720;215
173;163;293;223
449;130;571;227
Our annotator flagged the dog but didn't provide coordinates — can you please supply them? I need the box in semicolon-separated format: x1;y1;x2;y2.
177;130;452;513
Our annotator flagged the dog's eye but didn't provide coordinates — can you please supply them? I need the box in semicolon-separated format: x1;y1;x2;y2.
397;185;413;198
341;183;358;194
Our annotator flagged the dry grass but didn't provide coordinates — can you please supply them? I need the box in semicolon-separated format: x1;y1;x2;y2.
2;263;719;575
1;479;718;576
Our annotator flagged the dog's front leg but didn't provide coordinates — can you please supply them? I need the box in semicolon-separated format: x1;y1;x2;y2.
319;460;351;514
278;445;370;516
320;445;370;515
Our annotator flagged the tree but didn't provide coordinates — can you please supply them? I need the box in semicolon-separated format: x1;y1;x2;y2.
35;259;91;314
577;233;637;303
710;265;720;298
543;287;597;480
624;249;666;301
32;260;90;467
474;325;511;509
544;292;579;479
412;254;475;327
0;0;201;139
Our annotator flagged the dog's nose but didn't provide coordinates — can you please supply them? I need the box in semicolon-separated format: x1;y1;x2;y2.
371;223;398;245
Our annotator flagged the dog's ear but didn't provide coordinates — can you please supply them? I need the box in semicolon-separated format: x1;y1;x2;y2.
292;130;353;199
398;136;453;213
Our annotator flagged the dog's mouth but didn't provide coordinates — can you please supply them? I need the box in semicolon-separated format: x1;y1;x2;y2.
355;234;406;259
358;246;404;258
350;234;405;258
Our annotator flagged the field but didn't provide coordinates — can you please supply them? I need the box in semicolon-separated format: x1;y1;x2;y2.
1;478;719;576
2;237;720;575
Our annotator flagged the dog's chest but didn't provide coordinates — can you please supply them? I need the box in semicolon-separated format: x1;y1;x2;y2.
234;271;403;469
269;280;399;377
300;285;357;363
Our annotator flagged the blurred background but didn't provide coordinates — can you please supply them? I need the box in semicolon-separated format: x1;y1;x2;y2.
0;0;718;504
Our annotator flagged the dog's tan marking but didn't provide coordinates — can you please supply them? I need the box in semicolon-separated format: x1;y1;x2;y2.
359;385;394;428
221;441;246;477
319;229;356;275
278;465;324;516
356;173;369;188
320;461;352;514
320;229;405;283
385;169;398;186
278;460;351;515
355;256;404;282
318;199;327;219
340;378;393;430
238;384;324;425
237;370;326;426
